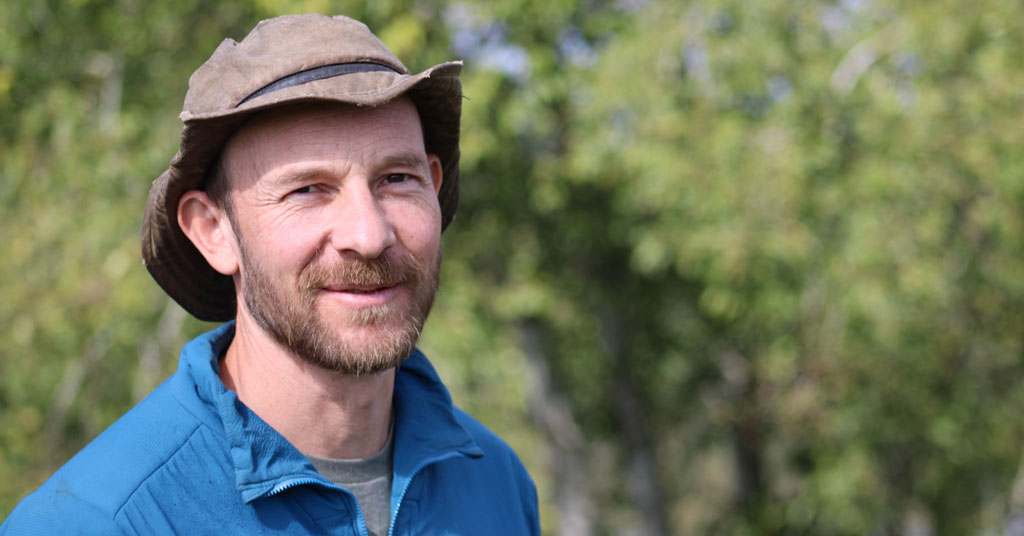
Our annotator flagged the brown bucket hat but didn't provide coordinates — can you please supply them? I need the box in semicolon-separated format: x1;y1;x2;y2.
141;14;462;322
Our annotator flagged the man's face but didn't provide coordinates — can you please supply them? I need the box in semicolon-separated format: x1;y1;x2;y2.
219;98;443;375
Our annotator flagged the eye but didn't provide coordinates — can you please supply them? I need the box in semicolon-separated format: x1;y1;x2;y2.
384;173;411;184
291;184;319;195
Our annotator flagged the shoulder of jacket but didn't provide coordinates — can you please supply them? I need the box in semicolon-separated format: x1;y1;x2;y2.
5;379;210;529
2;476;123;535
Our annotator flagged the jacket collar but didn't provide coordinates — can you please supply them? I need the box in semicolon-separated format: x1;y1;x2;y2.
176;322;482;503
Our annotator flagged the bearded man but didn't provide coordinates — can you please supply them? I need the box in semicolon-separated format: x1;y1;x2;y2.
2;14;539;535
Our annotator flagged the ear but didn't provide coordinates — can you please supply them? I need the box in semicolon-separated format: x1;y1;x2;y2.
427;154;443;195
177;191;240;276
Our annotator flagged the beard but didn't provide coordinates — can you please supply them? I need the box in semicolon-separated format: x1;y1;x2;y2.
237;238;440;376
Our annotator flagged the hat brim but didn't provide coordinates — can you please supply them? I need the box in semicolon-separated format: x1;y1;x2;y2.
142;62;462;322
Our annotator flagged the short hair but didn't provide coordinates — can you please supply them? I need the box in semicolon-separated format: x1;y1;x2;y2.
204;152;232;215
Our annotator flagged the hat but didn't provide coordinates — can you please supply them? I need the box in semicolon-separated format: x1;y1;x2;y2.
141;14;462;322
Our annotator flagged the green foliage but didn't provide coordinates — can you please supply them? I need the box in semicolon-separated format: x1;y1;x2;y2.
4;0;1024;534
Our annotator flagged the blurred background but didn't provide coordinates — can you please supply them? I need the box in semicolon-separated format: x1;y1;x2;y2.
3;0;1024;534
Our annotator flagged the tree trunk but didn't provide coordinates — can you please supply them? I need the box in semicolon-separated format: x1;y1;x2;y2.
519;319;594;536
602;310;669;536
717;345;767;526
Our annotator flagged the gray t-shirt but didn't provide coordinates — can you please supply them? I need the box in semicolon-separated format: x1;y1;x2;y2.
306;428;394;536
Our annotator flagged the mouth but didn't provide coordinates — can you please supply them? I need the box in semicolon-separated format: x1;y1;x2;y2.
317;283;402;307
326;283;398;294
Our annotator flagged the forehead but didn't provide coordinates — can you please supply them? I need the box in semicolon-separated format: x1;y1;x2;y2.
220;97;426;183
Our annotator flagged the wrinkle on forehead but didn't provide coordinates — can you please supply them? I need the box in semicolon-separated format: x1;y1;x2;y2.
219;97;425;195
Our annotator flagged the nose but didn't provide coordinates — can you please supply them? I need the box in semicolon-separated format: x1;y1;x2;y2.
327;183;396;259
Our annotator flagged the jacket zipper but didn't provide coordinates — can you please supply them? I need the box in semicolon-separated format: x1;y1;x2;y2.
264;451;471;536
265;476;335;497
387;452;464;536
265;477;372;536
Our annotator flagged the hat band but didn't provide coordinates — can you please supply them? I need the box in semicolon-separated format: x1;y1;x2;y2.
239;62;401;106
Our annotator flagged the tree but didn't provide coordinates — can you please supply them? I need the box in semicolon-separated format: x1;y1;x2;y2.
4;1;1024;534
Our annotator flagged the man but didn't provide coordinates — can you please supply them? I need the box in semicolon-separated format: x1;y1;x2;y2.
2;14;539;535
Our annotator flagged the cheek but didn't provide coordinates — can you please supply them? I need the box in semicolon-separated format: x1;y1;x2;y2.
244;217;325;274
391;203;442;259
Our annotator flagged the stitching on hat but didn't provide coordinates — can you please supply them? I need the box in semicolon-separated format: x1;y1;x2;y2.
238;62;400;106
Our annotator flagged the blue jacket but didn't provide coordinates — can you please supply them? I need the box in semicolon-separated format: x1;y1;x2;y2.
2;323;539;535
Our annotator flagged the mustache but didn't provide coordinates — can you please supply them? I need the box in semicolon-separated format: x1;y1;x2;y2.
299;254;420;290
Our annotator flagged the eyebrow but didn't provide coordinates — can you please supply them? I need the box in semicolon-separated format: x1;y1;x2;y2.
270;151;429;187
374;150;429;171
272;166;339;188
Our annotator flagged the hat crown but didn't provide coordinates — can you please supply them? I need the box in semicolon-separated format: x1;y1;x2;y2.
183;14;411;116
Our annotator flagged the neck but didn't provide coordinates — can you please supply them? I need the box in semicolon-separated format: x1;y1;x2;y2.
220;313;395;459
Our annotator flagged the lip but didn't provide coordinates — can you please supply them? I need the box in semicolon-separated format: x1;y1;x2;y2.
319;284;401;306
